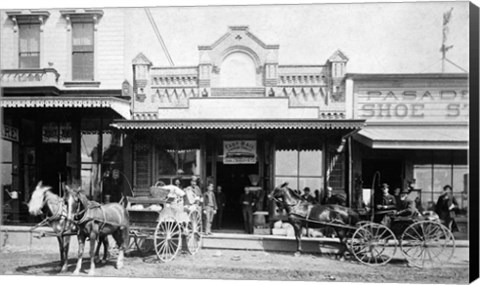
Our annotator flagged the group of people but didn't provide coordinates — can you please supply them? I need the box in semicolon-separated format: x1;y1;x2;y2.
376;183;459;231
167;176;226;235
299;186;347;206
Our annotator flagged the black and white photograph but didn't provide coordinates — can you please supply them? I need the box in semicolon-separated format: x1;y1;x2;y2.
0;0;476;284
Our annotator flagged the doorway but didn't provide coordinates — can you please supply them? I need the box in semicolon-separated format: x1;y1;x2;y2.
362;159;403;197
216;162;259;231
38;144;71;195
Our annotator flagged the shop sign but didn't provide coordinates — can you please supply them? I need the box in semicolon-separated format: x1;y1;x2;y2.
42;122;72;143
2;124;19;142
356;89;469;122
223;140;257;164
59;123;72;143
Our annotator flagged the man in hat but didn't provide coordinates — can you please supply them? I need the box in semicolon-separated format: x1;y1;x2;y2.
396;188;419;218
183;176;203;211
376;183;397;211
202;182;217;235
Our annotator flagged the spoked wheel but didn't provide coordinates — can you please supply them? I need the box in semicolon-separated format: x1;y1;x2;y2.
154;215;182;262
350;222;397;266
186;209;203;255
400;221;455;268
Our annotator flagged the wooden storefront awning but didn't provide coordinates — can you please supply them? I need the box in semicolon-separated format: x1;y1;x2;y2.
0;96;131;119
110;119;365;130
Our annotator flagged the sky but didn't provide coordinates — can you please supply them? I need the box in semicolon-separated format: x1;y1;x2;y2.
127;1;470;74
0;0;473;75
1;1;472;74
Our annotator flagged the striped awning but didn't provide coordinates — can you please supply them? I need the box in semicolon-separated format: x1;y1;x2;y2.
0;96;131;119
110;119;365;130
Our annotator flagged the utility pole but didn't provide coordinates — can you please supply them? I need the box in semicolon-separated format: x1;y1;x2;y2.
145;8;174;67
441;8;454;73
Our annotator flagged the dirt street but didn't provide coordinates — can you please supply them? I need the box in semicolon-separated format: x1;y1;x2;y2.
0;243;470;284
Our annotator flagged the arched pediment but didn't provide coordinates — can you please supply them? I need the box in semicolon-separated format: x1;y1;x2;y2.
198;26;279;67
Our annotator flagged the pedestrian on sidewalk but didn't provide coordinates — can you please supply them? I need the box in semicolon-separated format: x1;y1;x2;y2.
203;182;217;235
214;185;226;229
435;184;459;232
241;187;256;234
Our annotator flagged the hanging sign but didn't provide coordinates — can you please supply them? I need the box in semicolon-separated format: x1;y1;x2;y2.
223;140;257;164
59;123;72;143
42;122;59;143
2;124;19;142
42;122;72;143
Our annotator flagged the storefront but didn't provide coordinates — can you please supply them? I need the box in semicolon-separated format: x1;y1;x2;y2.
346;73;469;225
1;95;130;223
112;26;364;231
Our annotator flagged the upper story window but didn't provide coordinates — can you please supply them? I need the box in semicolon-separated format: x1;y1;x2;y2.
72;22;94;81
60;9;103;83
6;11;49;69
19;24;40;68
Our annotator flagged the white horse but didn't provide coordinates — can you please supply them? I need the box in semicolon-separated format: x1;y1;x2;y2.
28;181;109;273
28;181;73;272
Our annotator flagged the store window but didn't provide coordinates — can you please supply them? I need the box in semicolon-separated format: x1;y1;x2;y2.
19;24;40;68
413;152;468;213
155;146;201;185
274;150;323;192
1;141;13;196
81;119;123;202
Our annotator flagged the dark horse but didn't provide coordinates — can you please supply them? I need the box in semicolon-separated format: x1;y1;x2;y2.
65;185;129;275
269;182;359;258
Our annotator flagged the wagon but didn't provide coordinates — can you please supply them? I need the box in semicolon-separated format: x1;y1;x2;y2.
126;192;203;262
347;209;455;268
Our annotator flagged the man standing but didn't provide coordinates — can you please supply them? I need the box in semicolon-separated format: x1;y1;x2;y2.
376;183;397;211
184;176;202;211
203;182;217;235
240;188;255;234
214;185;226;230
435;185;458;231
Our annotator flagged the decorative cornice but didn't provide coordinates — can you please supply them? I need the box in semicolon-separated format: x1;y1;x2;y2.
0;96;126;108
6;10;50;32
60;9;104;31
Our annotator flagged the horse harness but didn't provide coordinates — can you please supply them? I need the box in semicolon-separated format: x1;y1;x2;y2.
74;195;124;229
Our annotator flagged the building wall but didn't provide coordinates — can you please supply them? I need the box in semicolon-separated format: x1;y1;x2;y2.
0;9;127;90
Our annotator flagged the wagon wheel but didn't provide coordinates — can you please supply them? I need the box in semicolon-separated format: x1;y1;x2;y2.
350;222;397;266
400;221;455;268
154;215;182;262
186;209;203;255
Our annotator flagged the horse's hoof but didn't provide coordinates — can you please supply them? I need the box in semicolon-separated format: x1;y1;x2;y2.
100;260;107;264
73;270;80;275
294;252;301;257
60;267;68;273
116;263;124;269
88;270;95;276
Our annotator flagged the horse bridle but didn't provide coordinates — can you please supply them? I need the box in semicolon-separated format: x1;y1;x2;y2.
30;195;68;233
